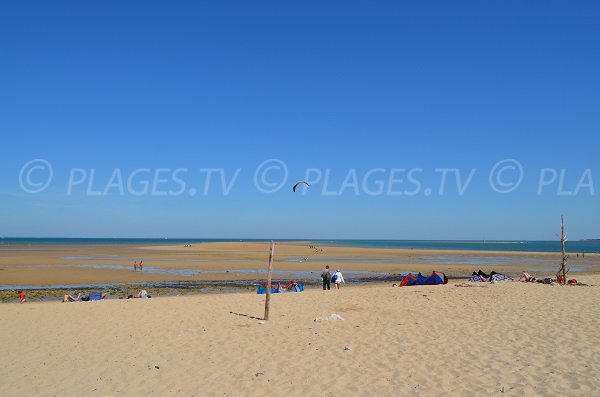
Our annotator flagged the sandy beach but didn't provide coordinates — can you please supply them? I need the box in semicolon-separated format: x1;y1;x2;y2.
4;1;598;395
1;276;599;396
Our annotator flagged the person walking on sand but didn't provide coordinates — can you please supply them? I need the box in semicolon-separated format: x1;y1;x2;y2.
332;269;345;290
18;290;26;303
133;261;138;272
321;265;331;290
139;260;143;272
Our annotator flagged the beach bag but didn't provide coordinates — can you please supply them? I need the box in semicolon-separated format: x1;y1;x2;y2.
331;274;338;282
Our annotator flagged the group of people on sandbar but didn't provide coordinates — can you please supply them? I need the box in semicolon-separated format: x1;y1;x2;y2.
133;260;144;272
321;265;345;290
308;244;324;253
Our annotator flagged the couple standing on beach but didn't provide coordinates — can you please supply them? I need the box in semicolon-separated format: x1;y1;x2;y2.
321;265;345;290
133;260;143;272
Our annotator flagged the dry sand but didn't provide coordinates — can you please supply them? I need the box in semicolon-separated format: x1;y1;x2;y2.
1;276;599;396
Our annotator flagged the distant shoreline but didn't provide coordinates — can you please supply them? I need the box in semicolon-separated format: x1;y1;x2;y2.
2;237;600;254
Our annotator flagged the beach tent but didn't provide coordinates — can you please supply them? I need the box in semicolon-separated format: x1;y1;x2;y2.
469;270;511;282
399;271;447;287
256;281;304;294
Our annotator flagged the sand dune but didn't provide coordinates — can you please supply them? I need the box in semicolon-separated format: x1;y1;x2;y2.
2;276;599;396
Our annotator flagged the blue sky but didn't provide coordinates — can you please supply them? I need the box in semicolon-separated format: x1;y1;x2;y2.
1;1;599;239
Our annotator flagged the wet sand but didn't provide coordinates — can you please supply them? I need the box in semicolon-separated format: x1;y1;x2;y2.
1;242;599;287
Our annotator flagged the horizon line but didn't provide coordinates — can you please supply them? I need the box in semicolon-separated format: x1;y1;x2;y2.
1;236;596;242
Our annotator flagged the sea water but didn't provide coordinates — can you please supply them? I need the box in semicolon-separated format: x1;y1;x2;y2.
1;237;598;254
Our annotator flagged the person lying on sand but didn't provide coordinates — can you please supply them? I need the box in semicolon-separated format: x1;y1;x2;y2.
63;293;81;302
519;273;556;284
518;272;537;282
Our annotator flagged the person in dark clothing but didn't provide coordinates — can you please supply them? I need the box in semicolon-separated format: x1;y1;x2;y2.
321;265;331;290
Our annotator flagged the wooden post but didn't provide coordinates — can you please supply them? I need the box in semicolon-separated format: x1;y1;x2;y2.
264;241;275;320
557;215;569;285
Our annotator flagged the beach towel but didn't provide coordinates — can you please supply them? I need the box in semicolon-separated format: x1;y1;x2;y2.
88;292;104;301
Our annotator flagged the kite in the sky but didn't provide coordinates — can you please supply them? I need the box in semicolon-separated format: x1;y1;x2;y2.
292;181;310;192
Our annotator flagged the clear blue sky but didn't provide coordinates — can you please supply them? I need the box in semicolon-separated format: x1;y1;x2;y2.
1;1;599;239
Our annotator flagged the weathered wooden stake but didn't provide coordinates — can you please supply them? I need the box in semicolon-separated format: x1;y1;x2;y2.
557;215;569;284
264;241;275;320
